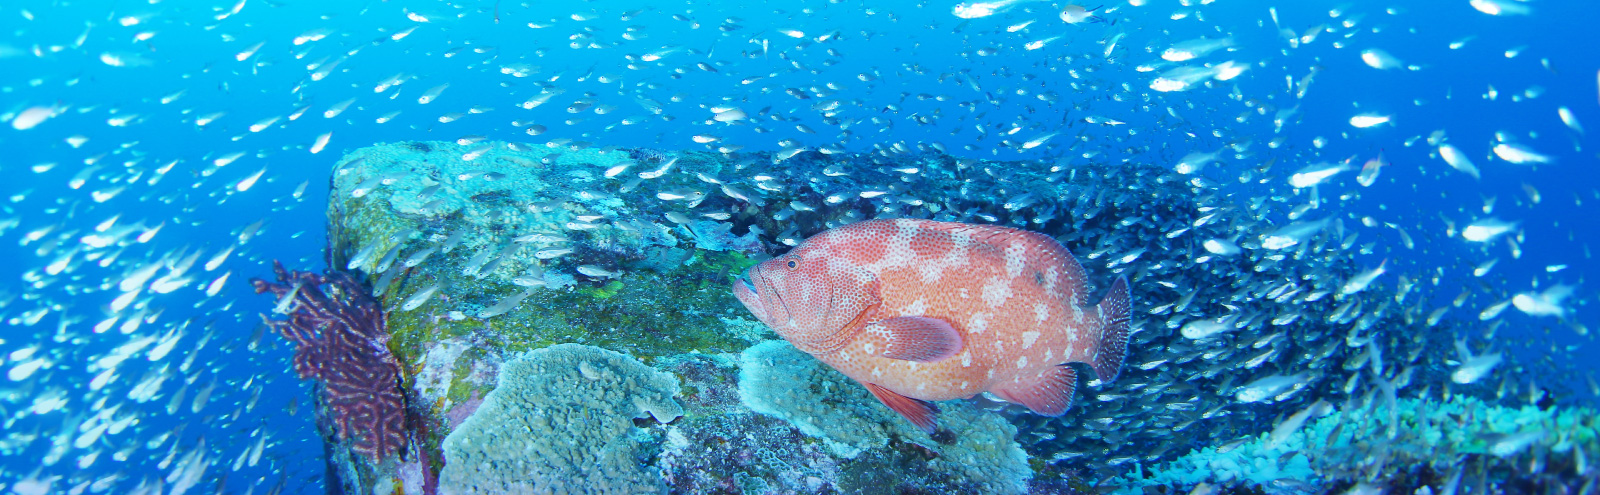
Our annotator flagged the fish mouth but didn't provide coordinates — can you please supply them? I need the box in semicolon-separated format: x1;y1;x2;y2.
732;267;767;321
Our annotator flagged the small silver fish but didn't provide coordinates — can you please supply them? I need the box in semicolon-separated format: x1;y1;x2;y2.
576;265;621;278
403;245;439;267
272;283;302;315
478;290;534;319
534;246;575;259
401;284;441;311
1234;373;1310;403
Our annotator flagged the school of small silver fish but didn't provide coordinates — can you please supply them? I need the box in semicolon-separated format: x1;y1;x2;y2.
0;0;1595;492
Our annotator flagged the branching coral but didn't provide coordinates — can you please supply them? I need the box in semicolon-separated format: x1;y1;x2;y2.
251;260;408;462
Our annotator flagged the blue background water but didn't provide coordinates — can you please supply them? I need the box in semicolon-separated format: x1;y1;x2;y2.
1;0;1595;491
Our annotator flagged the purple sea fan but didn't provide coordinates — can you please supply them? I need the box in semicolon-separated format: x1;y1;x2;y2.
251;260;409;462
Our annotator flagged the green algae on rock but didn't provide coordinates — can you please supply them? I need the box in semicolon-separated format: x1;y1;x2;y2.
328;141;767;368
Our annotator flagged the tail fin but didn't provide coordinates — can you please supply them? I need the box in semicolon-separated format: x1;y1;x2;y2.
1089;276;1131;384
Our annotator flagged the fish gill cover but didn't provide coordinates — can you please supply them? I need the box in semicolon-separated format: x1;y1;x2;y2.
0;0;1596;494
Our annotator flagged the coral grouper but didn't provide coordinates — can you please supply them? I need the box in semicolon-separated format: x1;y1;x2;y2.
734;218;1132;431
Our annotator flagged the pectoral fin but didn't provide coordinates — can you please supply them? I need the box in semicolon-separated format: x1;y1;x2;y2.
869;316;962;362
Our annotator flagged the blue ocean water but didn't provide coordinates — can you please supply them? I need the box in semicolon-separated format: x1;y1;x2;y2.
0;0;1595;492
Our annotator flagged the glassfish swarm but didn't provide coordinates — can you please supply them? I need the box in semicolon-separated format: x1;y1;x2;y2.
734;218;1131;432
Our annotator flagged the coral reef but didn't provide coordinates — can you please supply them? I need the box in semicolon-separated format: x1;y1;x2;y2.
437;343;682;494
1116;394;1600;493
307;140;1593;494
657;412;844;494
328;141;765;367
739;340;926;459
655;351;746;417
737;340;1033;493
250;261;408;463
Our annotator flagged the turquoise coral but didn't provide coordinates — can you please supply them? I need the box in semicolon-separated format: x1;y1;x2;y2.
738;340;1033;493
438;343;683;494
1116;394;1600;492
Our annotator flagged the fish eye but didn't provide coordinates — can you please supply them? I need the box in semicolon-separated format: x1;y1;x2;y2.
786;259;798;269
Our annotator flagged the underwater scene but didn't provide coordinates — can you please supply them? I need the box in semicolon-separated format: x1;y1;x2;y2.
1;0;1597;493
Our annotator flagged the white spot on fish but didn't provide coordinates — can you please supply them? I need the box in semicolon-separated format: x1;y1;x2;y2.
961;351;973;367
969;313;989;334
869;221;917;270
1004;241;1026;278
863;342;876;355
1034;302;1050;323
872;366;883;377
1016;355;1028;368
981;277;1012;307
1022;331;1041;349
921;241;968;283
904;299;928;315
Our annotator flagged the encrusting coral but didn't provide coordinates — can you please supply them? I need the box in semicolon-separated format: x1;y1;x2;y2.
437;343;683;494
738;340;1034;494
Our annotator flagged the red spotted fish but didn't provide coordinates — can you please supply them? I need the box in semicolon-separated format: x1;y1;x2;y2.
733;218;1131;431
